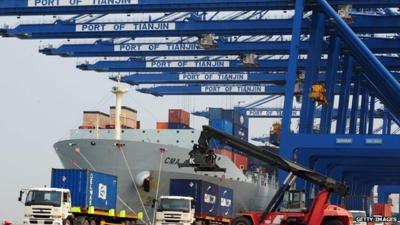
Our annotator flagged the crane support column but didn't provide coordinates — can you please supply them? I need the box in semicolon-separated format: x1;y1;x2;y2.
336;56;353;134
320;35;341;134
299;10;326;134
280;0;304;167
349;75;361;134
368;96;376;134
359;87;369;134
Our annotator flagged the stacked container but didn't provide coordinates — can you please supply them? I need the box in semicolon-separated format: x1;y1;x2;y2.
168;109;190;129
81;111;109;129
210;119;233;134
233;108;249;142
156;122;169;129
51;169;117;211
109;106;138;129
209;108;224;119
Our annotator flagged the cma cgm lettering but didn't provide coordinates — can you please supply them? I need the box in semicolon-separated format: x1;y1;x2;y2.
77;23;175;32
179;73;248;81
28;0;137;7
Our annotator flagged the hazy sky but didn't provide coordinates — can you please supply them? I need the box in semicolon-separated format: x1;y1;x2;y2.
0;32;278;222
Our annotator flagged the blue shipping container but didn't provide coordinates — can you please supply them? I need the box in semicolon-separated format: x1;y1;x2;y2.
209;108;223;120
169;179;219;217
51;169;117;210
233;108;249;128
218;186;234;218
168;123;191;129
209;138;223;148
210;119;233;134
222;109;234;121
233;124;249;141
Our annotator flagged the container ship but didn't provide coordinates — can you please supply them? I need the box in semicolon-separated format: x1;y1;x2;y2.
53;86;279;219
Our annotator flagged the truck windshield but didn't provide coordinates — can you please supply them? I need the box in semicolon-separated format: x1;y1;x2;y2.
25;191;61;207
159;199;190;212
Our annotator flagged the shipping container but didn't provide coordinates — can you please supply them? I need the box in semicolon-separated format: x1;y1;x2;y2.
214;148;234;160
233;124;249;142
79;125;96;129
209;139;223;148
233;153;248;170
218;186;234;219
210;119;233;134
82;111;109;129
209;108;224;120
168;123;191;129
51;169;117;211
168;109;190;126
233;108;249;128
222;109;234;121
109;106;137;128
373;203;392;217
169;179;219;217
156;122;169;129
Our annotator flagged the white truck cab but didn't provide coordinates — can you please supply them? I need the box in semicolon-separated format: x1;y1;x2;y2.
19;188;72;225
155;196;195;225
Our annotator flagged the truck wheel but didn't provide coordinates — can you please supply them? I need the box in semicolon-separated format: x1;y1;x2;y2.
323;219;344;225
231;217;252;225
73;217;89;225
89;219;97;225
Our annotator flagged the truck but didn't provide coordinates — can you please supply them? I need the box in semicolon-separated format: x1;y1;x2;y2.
155;179;233;225
179;125;353;225
19;169;138;225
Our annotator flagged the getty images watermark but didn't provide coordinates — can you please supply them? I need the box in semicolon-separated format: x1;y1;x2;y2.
355;216;398;223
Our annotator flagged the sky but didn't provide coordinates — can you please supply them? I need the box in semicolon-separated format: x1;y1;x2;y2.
0;30;279;222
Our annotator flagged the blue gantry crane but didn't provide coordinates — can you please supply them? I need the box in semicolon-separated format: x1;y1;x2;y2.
39;37;400;57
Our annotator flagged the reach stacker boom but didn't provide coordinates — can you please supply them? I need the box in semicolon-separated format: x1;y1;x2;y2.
179;125;352;225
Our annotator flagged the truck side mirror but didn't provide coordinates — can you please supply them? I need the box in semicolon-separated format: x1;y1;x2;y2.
151;199;157;208
18;190;23;202
191;200;195;209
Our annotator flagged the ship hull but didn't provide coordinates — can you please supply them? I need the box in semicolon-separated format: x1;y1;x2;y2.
54;139;277;220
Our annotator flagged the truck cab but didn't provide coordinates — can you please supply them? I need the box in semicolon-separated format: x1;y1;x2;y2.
155;196;195;225
20;188;71;225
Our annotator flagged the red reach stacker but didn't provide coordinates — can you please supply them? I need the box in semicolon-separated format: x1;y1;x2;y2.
179;126;352;225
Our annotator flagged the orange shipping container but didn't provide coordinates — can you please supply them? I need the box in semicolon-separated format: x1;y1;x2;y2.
233;153;248;170
168;109;190;126
109;106;137;128
82;111;109;128
156;122;169;129
373;203;391;217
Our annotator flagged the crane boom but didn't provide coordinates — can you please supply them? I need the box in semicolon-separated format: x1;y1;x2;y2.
179;125;347;196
